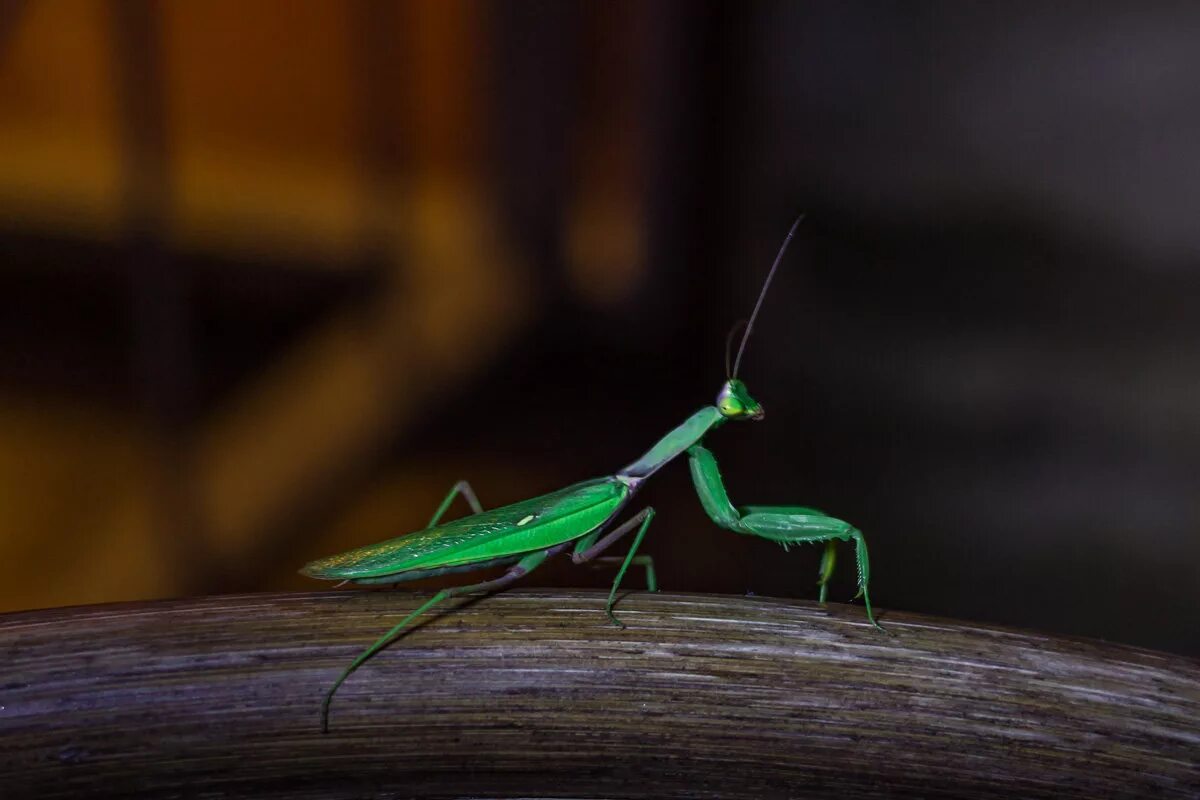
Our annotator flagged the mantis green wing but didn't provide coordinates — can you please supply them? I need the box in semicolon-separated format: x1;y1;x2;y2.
300;477;631;581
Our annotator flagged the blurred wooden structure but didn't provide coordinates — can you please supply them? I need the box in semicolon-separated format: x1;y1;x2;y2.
0;1;656;610
3;589;1197;798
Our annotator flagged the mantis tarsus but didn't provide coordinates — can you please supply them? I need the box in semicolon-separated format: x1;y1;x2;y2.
301;216;883;732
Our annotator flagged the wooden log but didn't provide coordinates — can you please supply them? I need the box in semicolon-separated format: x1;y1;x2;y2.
1;590;1197;798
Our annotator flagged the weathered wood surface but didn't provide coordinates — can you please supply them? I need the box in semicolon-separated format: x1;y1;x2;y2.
1;590;1197;799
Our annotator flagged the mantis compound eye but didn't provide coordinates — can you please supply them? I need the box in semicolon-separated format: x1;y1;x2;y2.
717;395;743;417
716;385;743;417
716;379;762;420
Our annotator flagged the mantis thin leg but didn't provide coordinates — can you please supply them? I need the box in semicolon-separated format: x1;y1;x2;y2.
320;548;549;733
426;479;483;528
588;555;658;592
573;507;656;628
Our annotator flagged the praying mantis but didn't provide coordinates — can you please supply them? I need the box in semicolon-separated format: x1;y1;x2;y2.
301;216;882;732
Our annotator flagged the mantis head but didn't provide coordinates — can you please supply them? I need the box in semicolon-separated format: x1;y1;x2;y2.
716;379;764;421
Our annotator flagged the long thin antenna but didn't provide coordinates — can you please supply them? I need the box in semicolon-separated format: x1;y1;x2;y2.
724;319;747;379
731;213;805;378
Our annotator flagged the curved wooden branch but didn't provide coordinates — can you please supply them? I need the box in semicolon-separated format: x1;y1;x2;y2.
2;590;1197;798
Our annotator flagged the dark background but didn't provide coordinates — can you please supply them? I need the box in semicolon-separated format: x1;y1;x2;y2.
1;2;1196;656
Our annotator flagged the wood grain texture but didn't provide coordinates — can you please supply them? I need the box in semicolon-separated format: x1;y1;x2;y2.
1;590;1197;799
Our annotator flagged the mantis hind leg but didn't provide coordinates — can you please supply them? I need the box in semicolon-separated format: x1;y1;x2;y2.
572;507;656;628
320;548;550;733
427;479;484;527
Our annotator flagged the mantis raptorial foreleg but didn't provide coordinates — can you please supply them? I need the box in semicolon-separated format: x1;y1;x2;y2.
572;507;656;627
320;548;551;733
427;479;484;527
686;444;883;629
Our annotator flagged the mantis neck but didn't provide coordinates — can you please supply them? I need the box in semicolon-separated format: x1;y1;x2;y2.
618;406;725;482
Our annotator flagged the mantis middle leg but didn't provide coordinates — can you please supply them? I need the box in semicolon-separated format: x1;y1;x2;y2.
687;444;883;630
572;507;656;628
588;555;657;593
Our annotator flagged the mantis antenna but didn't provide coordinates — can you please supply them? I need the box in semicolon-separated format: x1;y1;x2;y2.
724;320;747;380
730;214;805;379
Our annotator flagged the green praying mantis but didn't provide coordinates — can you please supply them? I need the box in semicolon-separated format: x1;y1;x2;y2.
301;216;882;732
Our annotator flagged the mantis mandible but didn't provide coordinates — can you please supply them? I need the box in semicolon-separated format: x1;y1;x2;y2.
301;216;882;732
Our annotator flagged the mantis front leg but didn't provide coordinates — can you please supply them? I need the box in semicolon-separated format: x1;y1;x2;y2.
687;444;883;630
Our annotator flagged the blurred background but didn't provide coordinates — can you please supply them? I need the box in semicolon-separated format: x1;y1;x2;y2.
1;1;1197;656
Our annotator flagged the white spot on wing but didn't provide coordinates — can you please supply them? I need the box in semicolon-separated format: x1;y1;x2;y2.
517;514;535;526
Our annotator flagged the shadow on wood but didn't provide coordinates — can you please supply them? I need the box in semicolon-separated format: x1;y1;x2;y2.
2;590;1197;798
